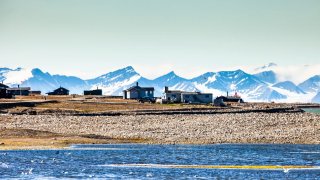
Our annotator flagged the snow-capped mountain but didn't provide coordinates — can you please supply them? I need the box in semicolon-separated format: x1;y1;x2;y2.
152;71;198;93
298;75;320;93
272;81;305;94
254;63;277;72
0;65;319;103
1;67;33;85
21;68;89;94
190;69;285;101
87;66;143;95
253;71;277;84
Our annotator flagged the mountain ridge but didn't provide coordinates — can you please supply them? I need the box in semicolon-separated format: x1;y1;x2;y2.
0;66;319;102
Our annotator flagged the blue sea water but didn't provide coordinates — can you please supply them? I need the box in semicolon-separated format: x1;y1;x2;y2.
303;108;320;114
0;144;320;179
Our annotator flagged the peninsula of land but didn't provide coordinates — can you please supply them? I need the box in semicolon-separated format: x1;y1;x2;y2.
0;96;319;149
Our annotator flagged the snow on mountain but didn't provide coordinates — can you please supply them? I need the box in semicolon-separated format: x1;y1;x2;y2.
152;71;198;93
191;72;225;97
254;87;287;101
21;68;89;94
190;72;216;85
254;63;277;72
86;66;142;95
1;68;33;86
272;81;305;94
190;69;286;101
269;81;315;103
298;75;320;93
253;71;277;84
204;70;265;92
312;92;320;103
0;67;12;82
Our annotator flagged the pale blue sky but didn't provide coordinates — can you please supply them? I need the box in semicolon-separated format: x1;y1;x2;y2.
0;0;319;79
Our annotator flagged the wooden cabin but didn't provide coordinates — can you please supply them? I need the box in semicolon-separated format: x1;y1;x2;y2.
47;87;69;95
123;82;154;99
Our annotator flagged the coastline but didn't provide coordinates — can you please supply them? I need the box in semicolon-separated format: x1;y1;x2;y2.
1;112;319;150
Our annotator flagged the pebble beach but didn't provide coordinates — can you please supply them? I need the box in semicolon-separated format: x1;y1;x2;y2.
1;112;319;145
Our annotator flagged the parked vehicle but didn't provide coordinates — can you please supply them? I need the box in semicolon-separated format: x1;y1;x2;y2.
138;97;156;103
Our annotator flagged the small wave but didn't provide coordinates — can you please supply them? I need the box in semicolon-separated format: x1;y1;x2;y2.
98;164;320;171
0;162;10;168
21;168;33;175
289;151;320;154
67;147;132;151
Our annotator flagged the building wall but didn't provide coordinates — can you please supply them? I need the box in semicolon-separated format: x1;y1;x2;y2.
84;90;102;95
125;89;154;99
181;93;213;104
128;90;139;99
163;92;182;103
7;90;30;96
0;89;7;98
140;90;154;98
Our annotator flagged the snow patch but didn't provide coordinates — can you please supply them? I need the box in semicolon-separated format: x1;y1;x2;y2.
3;68;33;85
270;86;315;103
93;74;141;95
206;75;216;84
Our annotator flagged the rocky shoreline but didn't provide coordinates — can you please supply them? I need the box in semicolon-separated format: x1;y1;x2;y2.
0;111;319;148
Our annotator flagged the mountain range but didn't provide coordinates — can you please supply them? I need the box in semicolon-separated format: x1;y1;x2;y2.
0;64;320;103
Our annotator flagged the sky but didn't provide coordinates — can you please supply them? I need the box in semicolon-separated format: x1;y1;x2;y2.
0;0;320;80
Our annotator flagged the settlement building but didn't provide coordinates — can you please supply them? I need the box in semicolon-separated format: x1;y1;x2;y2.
123;82;154;99
84;88;103;95
6;86;31;96
214;92;244;107
47;87;69;95
181;92;213;104
163;87;213;104
29;91;42;95
163;86;183;103
0;83;9;89
0;83;10;98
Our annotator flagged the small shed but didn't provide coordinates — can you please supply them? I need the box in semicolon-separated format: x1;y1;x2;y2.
47;87;69;95
123;82;154;99
214;96;244;107
84;88;103;95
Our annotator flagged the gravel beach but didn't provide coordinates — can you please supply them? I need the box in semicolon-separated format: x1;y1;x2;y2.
1;112;319;144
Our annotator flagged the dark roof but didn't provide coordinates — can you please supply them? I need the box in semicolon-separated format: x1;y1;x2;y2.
125;86;154;91
54;87;69;91
7;87;31;91
0;83;9;89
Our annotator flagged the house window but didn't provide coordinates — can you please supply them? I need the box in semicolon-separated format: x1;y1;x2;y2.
172;95;176;98
205;95;209;98
185;95;190;98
